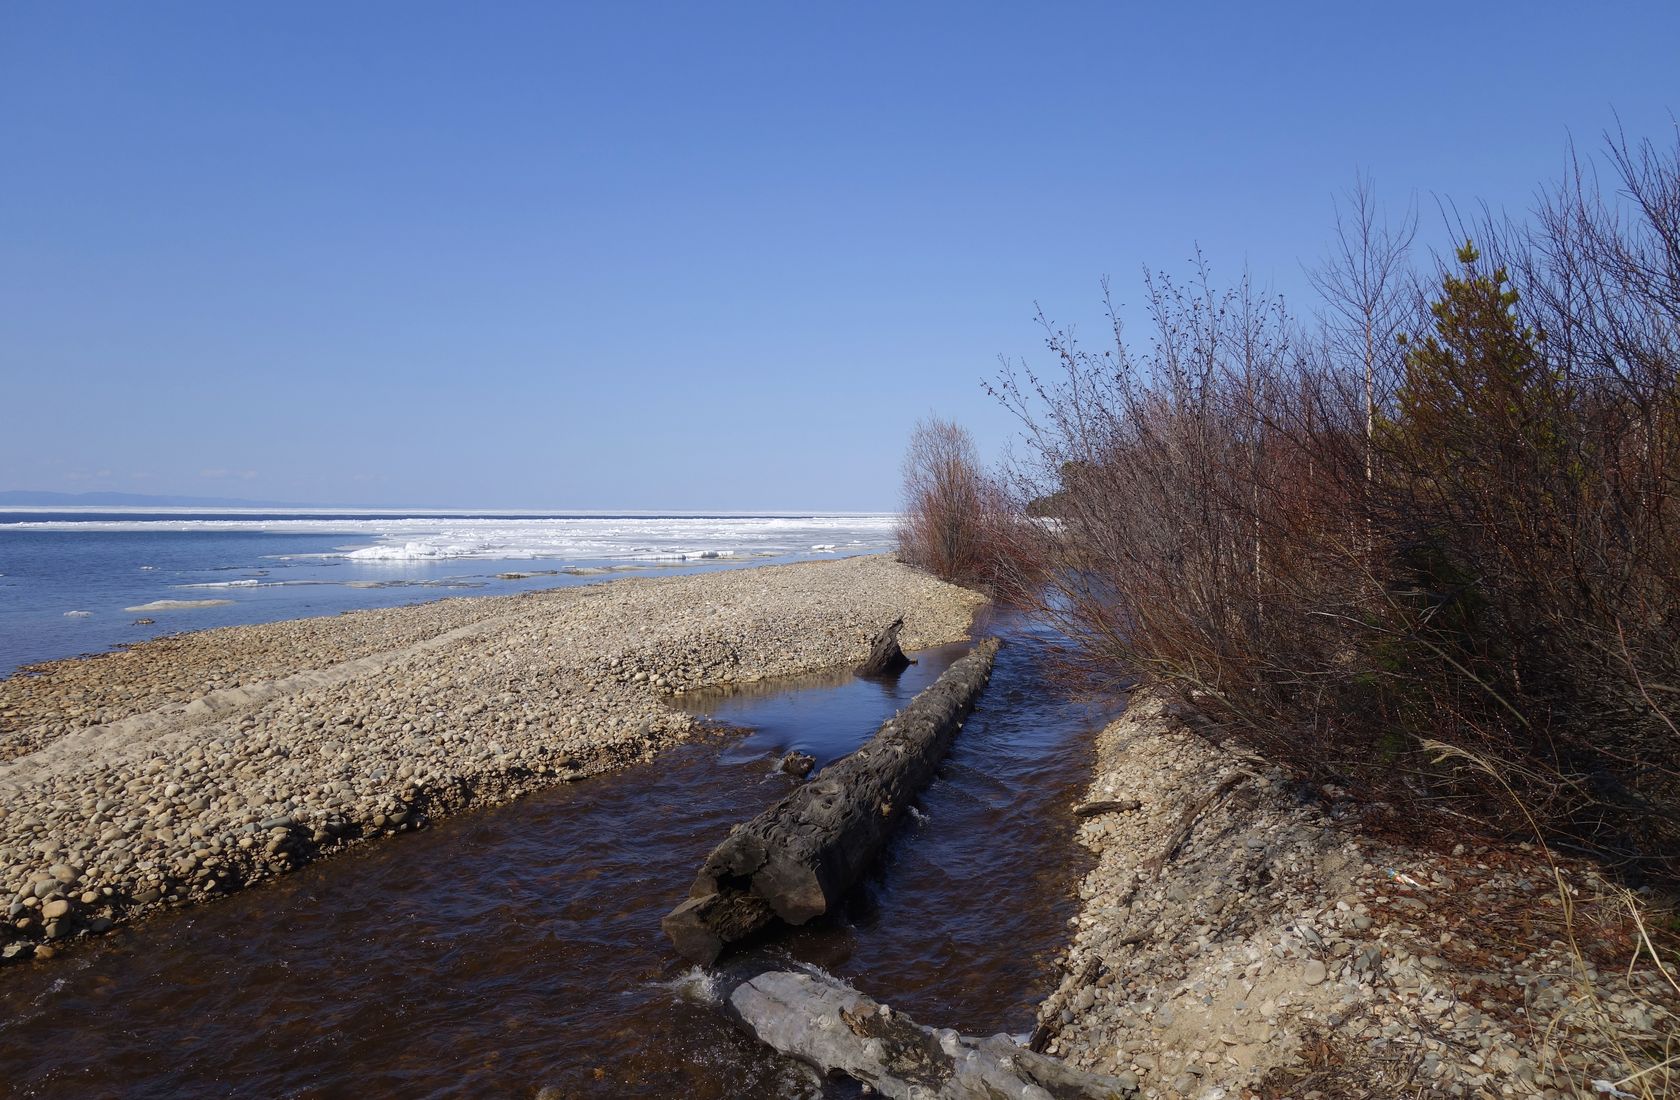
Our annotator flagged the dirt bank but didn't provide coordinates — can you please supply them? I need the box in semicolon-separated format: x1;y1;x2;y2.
1037;691;1677;1100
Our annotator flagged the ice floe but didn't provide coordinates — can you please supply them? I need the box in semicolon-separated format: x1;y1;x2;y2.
124;599;236;612
4;512;898;565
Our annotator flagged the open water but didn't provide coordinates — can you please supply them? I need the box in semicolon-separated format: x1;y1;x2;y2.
0;511;895;675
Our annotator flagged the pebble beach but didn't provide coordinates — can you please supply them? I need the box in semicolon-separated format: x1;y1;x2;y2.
0;555;982;961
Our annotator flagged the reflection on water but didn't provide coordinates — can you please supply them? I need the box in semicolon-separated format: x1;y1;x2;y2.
0;611;1120;1098
678;638;973;770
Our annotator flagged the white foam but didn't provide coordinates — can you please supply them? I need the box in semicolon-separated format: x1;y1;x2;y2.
176;579;263;588
63;610;92;618
661;965;723;1006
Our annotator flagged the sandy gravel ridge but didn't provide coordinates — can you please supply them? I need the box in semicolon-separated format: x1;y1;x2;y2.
1036;691;1678;1099
0;556;982;963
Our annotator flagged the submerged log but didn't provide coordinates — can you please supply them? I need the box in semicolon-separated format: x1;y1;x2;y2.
856;616;911;677
663;638;1000;964
729;969;1133;1100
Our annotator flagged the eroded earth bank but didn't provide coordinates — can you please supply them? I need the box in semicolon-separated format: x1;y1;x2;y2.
1036;692;1678;1099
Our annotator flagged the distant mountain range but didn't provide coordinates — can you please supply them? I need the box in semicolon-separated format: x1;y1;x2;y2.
0;490;318;509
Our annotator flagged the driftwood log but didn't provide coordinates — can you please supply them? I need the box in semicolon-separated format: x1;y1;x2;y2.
856;616;912;676
1028;955;1103;1053
1143;772;1246;880
1071;799;1141;819
663;638;1000;964
729;969;1134;1099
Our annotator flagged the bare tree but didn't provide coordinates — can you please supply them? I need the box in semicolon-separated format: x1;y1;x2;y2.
1308;173;1417;487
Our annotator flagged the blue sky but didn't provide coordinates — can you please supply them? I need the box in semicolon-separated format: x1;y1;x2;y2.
2;2;1675;509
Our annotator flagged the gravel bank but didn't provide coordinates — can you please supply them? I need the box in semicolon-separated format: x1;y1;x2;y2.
1036;691;1678;1099
0;556;982;963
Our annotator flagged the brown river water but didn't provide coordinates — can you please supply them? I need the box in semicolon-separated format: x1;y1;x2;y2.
0;611;1120;1098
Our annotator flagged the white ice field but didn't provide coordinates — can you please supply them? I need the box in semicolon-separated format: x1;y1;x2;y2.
2;511;900;564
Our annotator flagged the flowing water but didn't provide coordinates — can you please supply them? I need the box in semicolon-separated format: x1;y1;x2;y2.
0;611;1119;1098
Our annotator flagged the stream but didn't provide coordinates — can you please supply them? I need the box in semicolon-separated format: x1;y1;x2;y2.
0;610;1119;1098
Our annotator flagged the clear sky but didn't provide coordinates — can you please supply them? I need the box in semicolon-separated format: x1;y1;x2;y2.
2;2;1675;509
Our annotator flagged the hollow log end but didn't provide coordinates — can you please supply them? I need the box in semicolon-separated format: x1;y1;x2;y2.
661;895;725;965
752;862;829;926
663;885;779;964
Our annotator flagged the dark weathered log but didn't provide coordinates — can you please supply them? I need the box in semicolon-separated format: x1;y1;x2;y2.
728;969;1134;1099
856;616;911;677
663;638;1000;963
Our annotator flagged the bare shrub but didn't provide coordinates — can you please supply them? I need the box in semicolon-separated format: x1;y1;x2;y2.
993;262;1380;733
898;417;989;583
897;417;1042;599
996;137;1680;877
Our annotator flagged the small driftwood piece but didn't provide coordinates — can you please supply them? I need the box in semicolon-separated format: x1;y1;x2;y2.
1027;954;1103;1053
856;616;911;677
730;969;1133;1100
663;639;1000;964
1143;772;1246;880
1072;799;1141;818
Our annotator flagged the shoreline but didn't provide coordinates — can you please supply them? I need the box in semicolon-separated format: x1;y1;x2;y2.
0;554;983;962
0;510;900;677
1035;691;1677;1098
